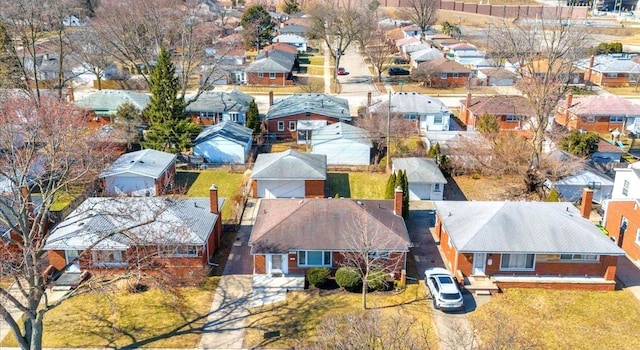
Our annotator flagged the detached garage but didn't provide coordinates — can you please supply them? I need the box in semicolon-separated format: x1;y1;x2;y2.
392;158;447;200
100;149;176;196
250;149;326;198
311;122;372;165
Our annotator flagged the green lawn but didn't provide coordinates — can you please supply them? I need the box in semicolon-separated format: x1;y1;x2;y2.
50;185;85;211
327;172;389;199
177;170;245;222
469;288;640;349
243;284;436;348
0;279;219;348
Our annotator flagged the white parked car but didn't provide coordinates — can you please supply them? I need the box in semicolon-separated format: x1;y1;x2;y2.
425;268;464;311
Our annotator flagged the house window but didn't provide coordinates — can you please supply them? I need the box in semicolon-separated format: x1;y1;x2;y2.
158;245;198;256
452;73;459;78
440;72;447;80
229;112;239;122
500;254;535;270
404;114;417;120
560;254;598;261
269;72;276;80
623;180;630;196
505;114;518;122
586;116;596;123
368;251;391;259
635;228;640;245
606;73;618;78
289;121;296;131
258;72;264;78
298;251;332;266
434;115;443;124
621;217;628;236
610;116;624;123
92;250;126;266
277;121;285;131
434;183;441;192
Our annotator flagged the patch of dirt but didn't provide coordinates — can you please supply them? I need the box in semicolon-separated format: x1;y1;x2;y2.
448;174;526;201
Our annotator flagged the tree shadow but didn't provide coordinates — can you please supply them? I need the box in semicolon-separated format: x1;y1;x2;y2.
175;171;200;193
326;173;351;198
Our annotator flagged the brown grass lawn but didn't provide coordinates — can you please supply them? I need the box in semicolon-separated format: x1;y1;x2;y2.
391;82;496;96
469;288;640;349
0;279;219;348
602;85;640;96
451;174;524;201
243;284;436;349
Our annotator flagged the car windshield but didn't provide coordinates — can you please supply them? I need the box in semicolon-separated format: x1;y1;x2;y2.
441;292;461;300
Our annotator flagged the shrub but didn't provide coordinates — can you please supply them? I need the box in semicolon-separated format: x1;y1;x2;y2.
335;267;361;289
367;270;388;290
306;267;330;287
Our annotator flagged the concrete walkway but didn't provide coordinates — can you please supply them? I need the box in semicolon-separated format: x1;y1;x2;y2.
0;282;27;344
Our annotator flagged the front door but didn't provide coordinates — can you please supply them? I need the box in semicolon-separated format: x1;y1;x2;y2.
472;253;486;275
65;250;81;272
268;254;288;276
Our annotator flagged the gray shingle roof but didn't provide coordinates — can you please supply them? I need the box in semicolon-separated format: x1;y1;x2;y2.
246;49;296;73
185;89;253;114
251;149;326;180
44;196;223;250
266;93;351;121
278;24;308;35
574;55;640;73
410;48;443;62
99;149;177;179
370;92;449;115
392;157;447;184
433;201;625;255
194;120;253;146
249;198;410;254
310;122;372;147
75;90;150;115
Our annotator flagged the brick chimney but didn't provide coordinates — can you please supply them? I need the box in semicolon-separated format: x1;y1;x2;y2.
367;91;372;106
209;184;219;214
580;187;593;219
269;91;274;106
67;86;74;102
585;55;595;82
394;186;403;217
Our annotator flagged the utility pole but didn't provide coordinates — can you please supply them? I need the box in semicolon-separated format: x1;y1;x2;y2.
386;91;391;172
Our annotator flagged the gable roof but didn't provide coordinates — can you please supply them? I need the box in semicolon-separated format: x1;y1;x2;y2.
245;55;293;73
462;95;533;116
185;89;253;114
392;157;447;184
263;42;299;55
266;93;351;121
251;149;326;180
310;122;372;147
447;43;477;51
478;68;517;79
433;201;624;255
273;33;307;44
278;24;308;35
410;48;444;62
419;57;471;73
561;95;640;116
44;196;223;250
75;90;150;115
370;92;450;115
194;120;252;146
574;55;640;73
249;198;410;254
99;149;177;179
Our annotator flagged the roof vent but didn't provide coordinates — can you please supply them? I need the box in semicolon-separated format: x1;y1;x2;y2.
448;212;452;217
298;199;304;204
356;201;363;205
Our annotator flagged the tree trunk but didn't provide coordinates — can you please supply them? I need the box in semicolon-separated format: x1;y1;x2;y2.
361;279;367;310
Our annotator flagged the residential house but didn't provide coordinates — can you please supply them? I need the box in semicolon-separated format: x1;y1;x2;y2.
23;53;76;85
410;47;444;68
44;186;224;272
446;43;486;66
603;198;640;262
524;57;581;84
99;149;176;197
277;24;308;36
401;42;431;58
265;93;351;140
460;94;535;133
272;33;307;52
555;94;640;134
250;149;326;198
193;121;253;164
202;44;247;85
592;139;623;163
248;194;410;280
311;122;372;165
392;158;447;200
477;68;517;86
416;57;472;88
185;89;254;126
369;92;451;132
548;166;614;204
62;14;87;26
395;37;420;52
574;54;640;87
433;196;625;291
74;90;150;126
611;162;640;199
245;45;297;86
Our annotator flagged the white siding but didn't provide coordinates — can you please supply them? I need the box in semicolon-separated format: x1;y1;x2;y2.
313;140;370;165
258;180;305;198
193;136;250;164
105;175;155;196
612;170;640;199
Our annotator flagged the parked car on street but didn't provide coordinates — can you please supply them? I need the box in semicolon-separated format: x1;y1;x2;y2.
388;67;410;76
425;268;464;311
337;67;347;75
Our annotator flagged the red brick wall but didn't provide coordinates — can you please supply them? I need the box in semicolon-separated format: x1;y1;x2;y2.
305;180;325;198
247;72;292;86
605;201;640;260
266;113;343;139
154;163;176;196
590;71;630;87
497;281;616;291
555;113;620;133
49;250;67;270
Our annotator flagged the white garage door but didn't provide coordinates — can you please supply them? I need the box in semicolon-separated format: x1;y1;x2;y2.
107;175;155;196
259;180;305;198
409;184;431;200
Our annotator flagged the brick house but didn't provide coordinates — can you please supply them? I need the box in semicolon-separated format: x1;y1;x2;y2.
555;94;640;134
99;149;176;197
265;93;351;140
603;199;640;262
44;185;224;273
248;192;410;281
433;194;624;291
73;90;150;127
185;89;254;126
245;45;297;86
415;57;471;88
574;55;640;87
250;149;326;198
459;93;534;134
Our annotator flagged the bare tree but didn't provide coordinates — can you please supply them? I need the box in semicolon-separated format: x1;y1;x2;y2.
366;29;396;82
411;62;438;87
485;13;592;192
70;28;114;90
403;0;438;40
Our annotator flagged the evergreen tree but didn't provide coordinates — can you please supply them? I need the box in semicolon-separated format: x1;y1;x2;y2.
476;112;500;136
401;170;409;219
246;100;261;134
240;5;275;50
282;0;299;14
142;46;201;153
559;130;600;157
385;172;397;199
